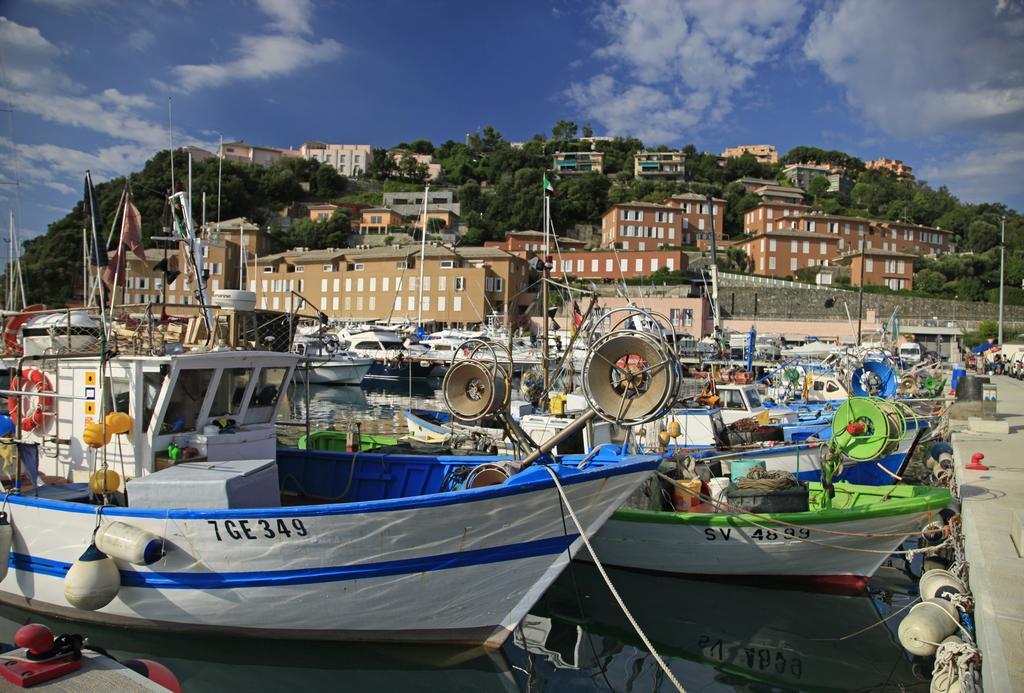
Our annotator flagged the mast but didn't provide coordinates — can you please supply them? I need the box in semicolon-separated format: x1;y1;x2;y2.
542;190;550;401
706;192;721;337
416;183;429;327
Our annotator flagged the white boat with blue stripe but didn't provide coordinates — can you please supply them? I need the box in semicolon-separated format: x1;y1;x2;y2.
0;347;658;647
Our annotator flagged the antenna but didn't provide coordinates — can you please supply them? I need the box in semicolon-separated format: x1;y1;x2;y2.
168;97;174;193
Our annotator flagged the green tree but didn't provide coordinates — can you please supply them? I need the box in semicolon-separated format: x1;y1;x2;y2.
965;219;999;253
914;268;947;295
551;120;578;142
365;148;397;180
807;175;830;200
313;164;346;197
409;139;435;155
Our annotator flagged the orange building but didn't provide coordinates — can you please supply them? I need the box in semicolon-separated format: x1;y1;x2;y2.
485;230;587;254
743;202;812;235
866;157;914;181
549;249;687;281
355;207;406;235
733;229;843;277
838;249;916;290
662;193;726;250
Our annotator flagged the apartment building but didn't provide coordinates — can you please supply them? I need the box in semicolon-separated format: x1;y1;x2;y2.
600;202;691;250
737;177;781;192
549;250;687;281
299;141;373;177
355;207;406;235
838;249;916;290
752;184;805;205
742;202;812;235
733;229;843;277
866;157;914;181
633;151;685;179
219;141;298;166
252;245;531;325
306;203;339;221
382;190;460;217
721;145;778;164
553;151;605;175
874;221;951;256
484;230;587;255
783;163;832;191
663;193;726;250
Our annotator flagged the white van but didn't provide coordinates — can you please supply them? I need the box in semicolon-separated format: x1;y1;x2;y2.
898;342;923;367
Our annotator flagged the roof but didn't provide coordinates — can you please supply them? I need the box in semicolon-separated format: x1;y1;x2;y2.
306;203;339;211
360;207;400;214
875;220;952;234
793;213;875;224
837;248;917;260
506;230;585;244
735;229;843;242
668;193;726;203
302;140;327;148
201;217;260;232
259;248;348;264
751;201;811;209
754;185;804;195
606;201;676;211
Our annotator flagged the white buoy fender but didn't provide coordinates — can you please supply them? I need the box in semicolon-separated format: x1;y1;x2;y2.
930;635;966;693
920;569;967;602
94;522;163;565
898;599;960;657
64;543;120;611
0;512;11;582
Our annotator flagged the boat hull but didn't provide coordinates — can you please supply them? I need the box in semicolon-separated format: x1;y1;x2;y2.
300;361;373;385
588;483;949;580
0;458;656;646
365;360;435;380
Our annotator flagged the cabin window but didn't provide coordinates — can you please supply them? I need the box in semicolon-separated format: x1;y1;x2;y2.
721;389;745;409
247;367;288;422
557;425;586;455
210;368;254;418
745;389;762;407
161;369;216;433
101;376;131;417
142;370;166;433
826;382;840;393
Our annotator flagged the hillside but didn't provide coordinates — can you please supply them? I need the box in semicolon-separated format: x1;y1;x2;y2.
14;124;1024;307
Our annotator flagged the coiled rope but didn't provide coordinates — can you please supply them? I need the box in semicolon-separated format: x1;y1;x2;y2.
734;468;798;492
541;465;685;693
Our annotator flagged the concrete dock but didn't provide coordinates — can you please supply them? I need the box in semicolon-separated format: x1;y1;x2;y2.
951;375;1024;692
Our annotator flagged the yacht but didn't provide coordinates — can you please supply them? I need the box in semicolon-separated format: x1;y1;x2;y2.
336;327;433;380
291;333;373;385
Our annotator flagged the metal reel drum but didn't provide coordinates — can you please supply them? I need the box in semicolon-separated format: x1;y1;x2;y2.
442;359;509;422
830;397;905;461
583;331;678;426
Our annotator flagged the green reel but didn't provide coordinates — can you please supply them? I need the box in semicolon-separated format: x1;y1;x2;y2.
830;396;907;462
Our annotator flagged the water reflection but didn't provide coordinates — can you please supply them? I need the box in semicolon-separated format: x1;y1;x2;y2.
511;564;926;691
0;606;520;693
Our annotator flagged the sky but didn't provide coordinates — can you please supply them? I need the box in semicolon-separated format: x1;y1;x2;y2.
0;0;1022;241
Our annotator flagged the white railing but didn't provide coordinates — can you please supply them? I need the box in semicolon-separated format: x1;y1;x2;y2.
718;272;821;290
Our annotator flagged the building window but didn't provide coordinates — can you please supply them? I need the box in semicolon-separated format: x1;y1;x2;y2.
294;265;304;273
354;263;365;271
345;278;352;292
263;266;273;273
440;260;455;269
453;276;465;291
790;258;797;271
769;239;776;251
407;296;415;311
453;296;462;312
369;277;377;292
768;256;776;271
438;296;446;311
397;261;408;269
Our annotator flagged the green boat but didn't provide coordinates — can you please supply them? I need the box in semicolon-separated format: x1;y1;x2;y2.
588;482;951;586
297;430;399;452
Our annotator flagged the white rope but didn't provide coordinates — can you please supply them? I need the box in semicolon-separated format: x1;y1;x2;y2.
541;465;685;693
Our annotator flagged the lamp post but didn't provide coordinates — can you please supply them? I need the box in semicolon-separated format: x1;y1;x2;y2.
998;216;1005;344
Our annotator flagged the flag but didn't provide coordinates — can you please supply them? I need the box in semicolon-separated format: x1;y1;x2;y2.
103;200;146;288
571;300;583;330
83;174;106;267
543;174;555;196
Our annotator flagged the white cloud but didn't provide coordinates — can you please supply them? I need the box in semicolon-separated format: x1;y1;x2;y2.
0;17;77;92
568;0;805;142
804;0;1024;137
919;133;1024;208
255;0;313;34
164;0;342;93
172;34;343;92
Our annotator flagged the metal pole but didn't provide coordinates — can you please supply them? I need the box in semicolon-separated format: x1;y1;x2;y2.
856;250;866;345
998;216;1005;344
541;195;550;404
417;184;429;328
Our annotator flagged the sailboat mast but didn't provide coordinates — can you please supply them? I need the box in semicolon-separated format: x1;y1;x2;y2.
416;184;429;327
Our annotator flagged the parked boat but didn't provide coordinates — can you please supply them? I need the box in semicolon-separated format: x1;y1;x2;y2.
291;333;373;385
589;481;950;585
337;327;433;381
297;430;398;451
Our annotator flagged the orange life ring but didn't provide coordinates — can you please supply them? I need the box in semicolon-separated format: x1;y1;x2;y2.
8;368;55;433
2;304;46;355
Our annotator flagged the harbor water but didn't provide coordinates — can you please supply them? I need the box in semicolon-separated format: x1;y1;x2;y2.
0;380;931;691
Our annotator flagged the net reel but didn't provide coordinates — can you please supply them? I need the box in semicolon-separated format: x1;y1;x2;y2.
830;396;910;462
581;307;680;427
442;339;512;423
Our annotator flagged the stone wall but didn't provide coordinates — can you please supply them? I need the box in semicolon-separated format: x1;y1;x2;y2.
715;282;1024;326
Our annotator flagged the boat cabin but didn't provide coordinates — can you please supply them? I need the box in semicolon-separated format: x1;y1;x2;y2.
713;384;798;424
22;351;299;483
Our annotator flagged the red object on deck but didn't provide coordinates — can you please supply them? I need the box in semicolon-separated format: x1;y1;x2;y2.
966;453;989;471
0;624;81;688
846;421;867;435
